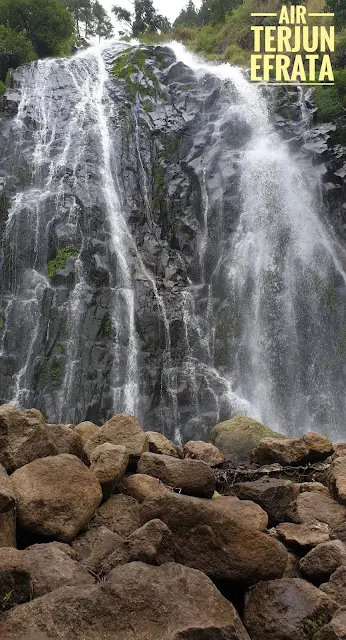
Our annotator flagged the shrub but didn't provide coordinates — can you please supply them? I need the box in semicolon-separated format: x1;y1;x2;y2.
0;25;37;81
47;246;79;279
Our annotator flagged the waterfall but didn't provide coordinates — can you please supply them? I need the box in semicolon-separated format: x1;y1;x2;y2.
0;40;345;441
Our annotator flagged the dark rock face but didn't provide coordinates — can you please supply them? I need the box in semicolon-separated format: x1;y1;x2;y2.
0;43;345;442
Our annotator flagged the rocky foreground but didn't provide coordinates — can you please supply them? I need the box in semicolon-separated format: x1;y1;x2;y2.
1;406;346;638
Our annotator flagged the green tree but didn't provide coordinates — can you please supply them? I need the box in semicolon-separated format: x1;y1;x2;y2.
112;4;132;31
0;0;74;56
325;0;346;31
0;25;36;81
93;0;113;39
198;0;211;25
207;0;242;24
132;0;170;36
174;1;200;27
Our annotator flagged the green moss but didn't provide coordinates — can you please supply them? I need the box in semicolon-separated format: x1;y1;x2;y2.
55;344;63;354
0;193;8;217
300;611;331;639
38;361;62;388
0;81;5;96
0;317;3;330
315;70;346;123
47;245;79;279
103;318;112;338
210;415;284;462
113;48;165;104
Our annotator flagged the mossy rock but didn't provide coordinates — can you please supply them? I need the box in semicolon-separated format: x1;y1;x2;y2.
210;415;284;463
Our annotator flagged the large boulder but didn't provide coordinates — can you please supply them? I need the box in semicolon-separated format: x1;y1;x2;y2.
286;491;346;528
71;526;123;574
46;424;82;458
122;473;173;503
183;441;225;467
276;520;331;549
320;566;346;608
0;562;251;639
329;457;346;504
72;421;99;445
22;543;94;598
11;454;102;542
299;540;346;585
0;547;32;611
232;477;298;525
101;519;177;574
90;494;141;537
243;578;338;640
0;465;16;547
210;415;283;463
140;492;287;586
138;452;215;498
314;610;346;640
212;495;268;531
89;443;129;499
145;431;182;458
0;405;57;472
331;522;346;544
252;432;333;466
83;414;147;463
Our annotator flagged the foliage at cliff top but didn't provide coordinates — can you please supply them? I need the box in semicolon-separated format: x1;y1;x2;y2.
112;0;170;37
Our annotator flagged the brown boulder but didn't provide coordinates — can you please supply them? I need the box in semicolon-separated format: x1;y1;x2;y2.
0;547;32;611
286;491;346;528
252;432;333;466
329;457;346;504
22;543;94;598
72;421;99;445
210;415;283;463
0;405;57;472
0;464;16;548
11;454;102;542
90;494;141;537
284;551;300;577
244;577;338;640
83;414;147;463
276;520;331;549
183;441;225;467
332;443;346;459
298;482;330;494
320;566;346;608
232;477;298;525
46;424;82;457
145;431;182;458
71;526;123;573
212;495;268;531
314;610;346;640
89;443;129;499
138;452;215;498
299;540;346;585
331;521;346;544
140;492;287;585
121;473;173;502
101;518;177;574
0;562;251;639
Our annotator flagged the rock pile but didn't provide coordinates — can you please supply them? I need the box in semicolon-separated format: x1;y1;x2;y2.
1;405;346;638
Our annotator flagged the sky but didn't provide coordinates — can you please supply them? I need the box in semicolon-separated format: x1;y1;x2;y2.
100;0;202;27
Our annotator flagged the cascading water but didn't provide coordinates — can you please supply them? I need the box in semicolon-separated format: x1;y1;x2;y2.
0;39;345;441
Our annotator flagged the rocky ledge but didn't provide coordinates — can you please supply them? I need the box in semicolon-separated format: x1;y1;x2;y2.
1;405;346;638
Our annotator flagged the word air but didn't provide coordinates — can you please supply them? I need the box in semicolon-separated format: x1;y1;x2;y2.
251;5;334;84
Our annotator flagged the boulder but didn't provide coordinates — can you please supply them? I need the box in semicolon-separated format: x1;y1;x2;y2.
211;495;268;531
101;519;177;574
320;566;346;608
332;443;346;459
286;491;346;528
89;443;129;499
140;492;287;586
138;452;215;498
284;551;300;577
0;562;251;639
0;405;57;472
276;520;331;549
72;421;99;445
299;540;346;585
46;424;82;457
183;441;224;467
314;610;346;640
298;482;330;494
22;543;94;598
329;457;346;504
0;465;16;548
11;454;102;542
145;431;182;458
121;473;173;502
71;526;123;573
252;432;333;466
244;578;338;640
90;494;141;537
331;522;346;544
83;414;147;463
0;547;32;611
232;477;298;525
210;415;283;463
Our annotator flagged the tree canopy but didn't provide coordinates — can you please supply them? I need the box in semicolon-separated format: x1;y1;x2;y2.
62;0;114;39
112;0;170;36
